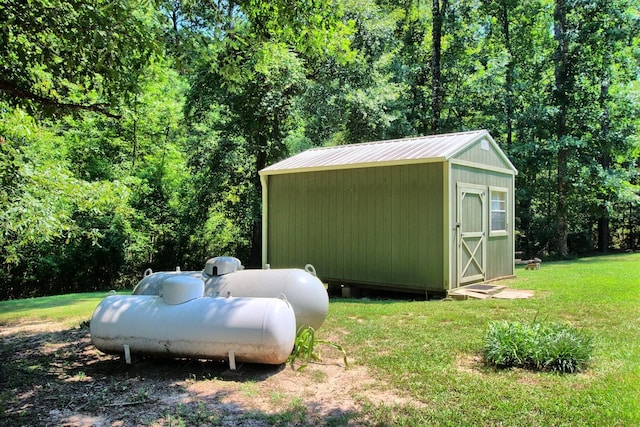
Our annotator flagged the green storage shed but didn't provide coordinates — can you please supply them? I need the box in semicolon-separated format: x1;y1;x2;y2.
259;130;517;296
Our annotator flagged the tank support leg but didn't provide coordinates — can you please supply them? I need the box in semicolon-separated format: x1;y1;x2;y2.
228;350;236;370
123;344;132;364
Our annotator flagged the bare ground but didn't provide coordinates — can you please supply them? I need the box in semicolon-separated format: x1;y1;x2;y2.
0;321;409;426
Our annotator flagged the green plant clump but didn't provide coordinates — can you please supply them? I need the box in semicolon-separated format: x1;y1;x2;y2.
287;326;348;371
483;319;593;373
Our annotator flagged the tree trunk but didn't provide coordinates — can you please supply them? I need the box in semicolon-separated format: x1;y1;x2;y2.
131;96;138;170
431;0;447;134
553;0;569;257
556;147;569;256
598;215;610;252
500;1;514;146
597;80;611;252
248;148;267;268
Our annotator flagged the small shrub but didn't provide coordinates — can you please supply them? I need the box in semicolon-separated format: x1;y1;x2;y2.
483;319;593;373
287;326;348;371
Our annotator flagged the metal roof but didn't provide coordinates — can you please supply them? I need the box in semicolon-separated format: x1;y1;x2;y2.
260;130;511;175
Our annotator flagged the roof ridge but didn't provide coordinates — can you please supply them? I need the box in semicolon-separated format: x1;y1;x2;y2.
305;129;487;152
258;129;520;176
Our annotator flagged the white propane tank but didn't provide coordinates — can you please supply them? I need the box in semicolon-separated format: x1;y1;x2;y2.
132;258;329;330
90;295;296;365
203;268;328;330
133;271;202;296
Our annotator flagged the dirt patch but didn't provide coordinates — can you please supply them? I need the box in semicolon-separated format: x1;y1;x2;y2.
455;353;486;374
0;320;405;426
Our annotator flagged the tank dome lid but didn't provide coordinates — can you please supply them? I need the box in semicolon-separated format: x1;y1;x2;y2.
204;256;243;276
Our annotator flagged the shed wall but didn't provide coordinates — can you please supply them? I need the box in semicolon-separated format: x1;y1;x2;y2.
454;138;513;171
449;163;515;285
267;163;446;292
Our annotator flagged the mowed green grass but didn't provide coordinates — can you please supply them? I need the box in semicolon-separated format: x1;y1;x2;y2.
323;253;640;425
0;254;638;425
0;291;126;326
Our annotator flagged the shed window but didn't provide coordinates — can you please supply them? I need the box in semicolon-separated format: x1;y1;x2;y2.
490;188;508;235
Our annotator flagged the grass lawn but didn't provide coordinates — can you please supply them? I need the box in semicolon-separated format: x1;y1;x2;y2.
322;253;640;425
1;254;638;425
0;291;127;327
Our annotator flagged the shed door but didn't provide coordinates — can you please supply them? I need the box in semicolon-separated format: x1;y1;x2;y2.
457;185;486;285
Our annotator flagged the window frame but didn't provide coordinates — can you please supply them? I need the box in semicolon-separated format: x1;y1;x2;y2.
489;186;509;237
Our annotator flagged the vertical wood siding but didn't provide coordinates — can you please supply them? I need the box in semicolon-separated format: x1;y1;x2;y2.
454;137;513;170
267;163;445;291
450;164;515;282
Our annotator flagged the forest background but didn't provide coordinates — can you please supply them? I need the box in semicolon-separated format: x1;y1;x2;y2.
1;0;639;300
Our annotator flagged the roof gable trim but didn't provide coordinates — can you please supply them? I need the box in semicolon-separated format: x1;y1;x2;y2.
260;156;446;176
449;158;517;176
446;132;517;174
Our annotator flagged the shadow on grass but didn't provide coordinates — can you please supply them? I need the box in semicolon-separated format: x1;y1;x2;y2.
0;325;359;426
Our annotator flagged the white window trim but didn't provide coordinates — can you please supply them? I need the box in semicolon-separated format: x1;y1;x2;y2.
489;186;509;237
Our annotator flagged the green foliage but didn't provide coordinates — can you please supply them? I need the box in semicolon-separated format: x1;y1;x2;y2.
240;0;355;62
1;0;640;297
0;0;160;115
483;319;593;373
287;326;348;371
0;99;175;298
183;37;310;265
509;0;640;256
301;0;411;144
0;53;192;298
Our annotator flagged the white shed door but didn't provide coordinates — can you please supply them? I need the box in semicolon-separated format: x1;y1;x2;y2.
457;185;487;285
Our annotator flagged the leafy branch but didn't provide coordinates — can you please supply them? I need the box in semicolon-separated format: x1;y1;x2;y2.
0;78;121;119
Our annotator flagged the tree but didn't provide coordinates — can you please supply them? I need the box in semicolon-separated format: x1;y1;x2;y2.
185;41;307;266
549;0;640;256
571;0;640;252
480;0;519;145
0;0;160;117
302;0;411;145
431;0;447;134
479;0;556;255
176;0;354;266
63;61;191;270
552;0;571;257
0;104;147;298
